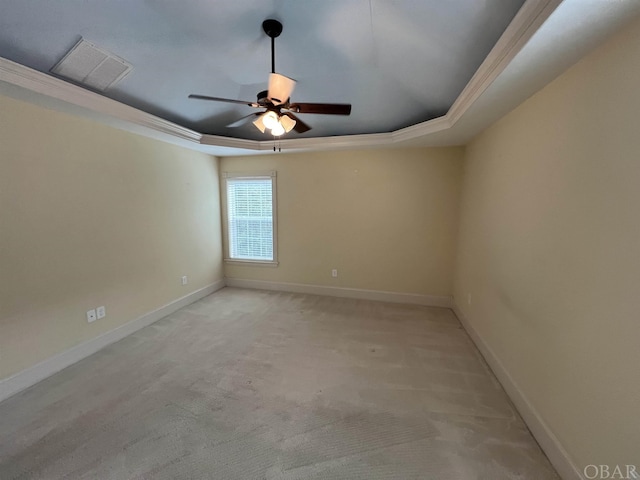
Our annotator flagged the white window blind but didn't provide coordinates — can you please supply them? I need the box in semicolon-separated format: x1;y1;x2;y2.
226;176;275;262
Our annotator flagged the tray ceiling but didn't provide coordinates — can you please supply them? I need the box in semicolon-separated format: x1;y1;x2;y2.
0;0;526;140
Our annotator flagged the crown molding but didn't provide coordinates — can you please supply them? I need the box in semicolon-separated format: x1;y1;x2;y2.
0;0;560;155
391;116;452;144
0;57;201;144
199;133;260;150
262;132;394;152
446;0;562;126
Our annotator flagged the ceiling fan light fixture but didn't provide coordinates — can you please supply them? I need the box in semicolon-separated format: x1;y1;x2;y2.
262;110;279;130
270;122;285;136
268;73;296;105
253;111;291;136
252;115;267;133
280;114;296;133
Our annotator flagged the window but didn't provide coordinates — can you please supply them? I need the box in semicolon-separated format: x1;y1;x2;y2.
223;172;277;265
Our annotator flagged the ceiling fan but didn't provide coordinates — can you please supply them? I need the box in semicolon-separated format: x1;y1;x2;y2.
189;19;352;137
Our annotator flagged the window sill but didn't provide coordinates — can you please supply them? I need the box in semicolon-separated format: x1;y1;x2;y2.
224;259;279;268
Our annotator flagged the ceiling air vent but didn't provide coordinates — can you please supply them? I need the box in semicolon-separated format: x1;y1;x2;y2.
51;38;132;91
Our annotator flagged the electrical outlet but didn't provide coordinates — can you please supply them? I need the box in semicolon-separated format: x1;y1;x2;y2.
87;309;97;323
181;275;188;286
96;306;106;319
331;269;338;278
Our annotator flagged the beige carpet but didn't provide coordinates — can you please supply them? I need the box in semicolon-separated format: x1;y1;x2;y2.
0;288;559;479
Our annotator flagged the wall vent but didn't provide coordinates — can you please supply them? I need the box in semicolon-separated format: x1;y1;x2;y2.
51;38;132;91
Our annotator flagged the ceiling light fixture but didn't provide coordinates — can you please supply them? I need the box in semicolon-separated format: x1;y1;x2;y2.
262;110;279;130
270;122;285;137
252;110;296;137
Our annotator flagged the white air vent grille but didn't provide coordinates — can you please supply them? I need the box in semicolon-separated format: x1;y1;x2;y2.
51;38;132;91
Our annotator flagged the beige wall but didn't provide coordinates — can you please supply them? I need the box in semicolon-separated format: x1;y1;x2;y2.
0;95;223;379
222;148;463;296
453;16;640;471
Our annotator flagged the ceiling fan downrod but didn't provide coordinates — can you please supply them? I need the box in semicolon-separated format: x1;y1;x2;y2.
262;19;282;74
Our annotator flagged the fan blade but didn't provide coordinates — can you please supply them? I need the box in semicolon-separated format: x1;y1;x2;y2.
282;112;311;133
189;94;259;108
226;113;262;128
268;73;296;106
288;103;351;115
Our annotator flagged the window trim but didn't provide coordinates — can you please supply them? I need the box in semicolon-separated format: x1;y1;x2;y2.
221;171;278;267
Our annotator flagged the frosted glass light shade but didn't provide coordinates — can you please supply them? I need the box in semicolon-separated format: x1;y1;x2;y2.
270;122;285;136
280;114;296;133
253;111;295;136
252;115;266;133
268;73;296;105
262;111;279;129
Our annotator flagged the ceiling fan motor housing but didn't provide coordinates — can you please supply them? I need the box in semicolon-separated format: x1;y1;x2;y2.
257;90;269;105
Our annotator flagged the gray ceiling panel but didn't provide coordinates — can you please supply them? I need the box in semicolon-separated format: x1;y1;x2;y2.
0;0;526;139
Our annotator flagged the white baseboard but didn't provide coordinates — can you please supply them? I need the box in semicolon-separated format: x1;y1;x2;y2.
452;303;582;480
225;277;452;308
0;280;225;403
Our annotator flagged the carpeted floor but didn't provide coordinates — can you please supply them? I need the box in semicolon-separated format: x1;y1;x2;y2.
0;288;559;479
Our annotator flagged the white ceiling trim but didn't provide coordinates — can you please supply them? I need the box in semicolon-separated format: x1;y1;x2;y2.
0;0;560;155
267;132;397;152
0;57;201;144
446;0;562;126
